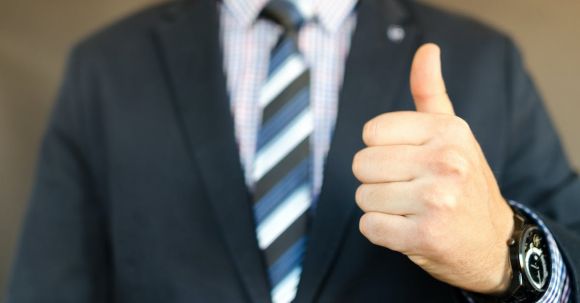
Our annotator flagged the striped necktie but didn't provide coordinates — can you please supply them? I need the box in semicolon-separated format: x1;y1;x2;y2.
253;1;312;302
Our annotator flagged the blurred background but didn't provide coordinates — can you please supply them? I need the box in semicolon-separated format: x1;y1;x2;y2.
1;0;579;297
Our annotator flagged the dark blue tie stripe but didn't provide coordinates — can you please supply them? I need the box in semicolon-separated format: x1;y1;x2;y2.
268;37;296;77
254;159;310;223
262;71;309;125
257;87;309;150
268;236;307;287
253;138;309;202
264;212;308;267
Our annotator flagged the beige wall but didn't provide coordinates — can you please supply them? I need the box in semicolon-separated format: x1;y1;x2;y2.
0;0;164;297
0;0;579;297
421;0;580;169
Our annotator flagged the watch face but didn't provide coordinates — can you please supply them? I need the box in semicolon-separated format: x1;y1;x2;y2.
525;247;548;290
522;227;549;291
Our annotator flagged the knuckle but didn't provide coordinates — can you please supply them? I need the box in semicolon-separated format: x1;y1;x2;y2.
416;223;444;255
436;192;459;212
433;147;470;178
421;185;458;212
418;184;437;206
415;223;433;248
423;238;443;257
419;184;441;207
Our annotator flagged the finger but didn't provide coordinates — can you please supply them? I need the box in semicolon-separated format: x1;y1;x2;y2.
355;182;422;216
410;43;455;115
362;111;444;146
359;212;417;253
353;145;425;184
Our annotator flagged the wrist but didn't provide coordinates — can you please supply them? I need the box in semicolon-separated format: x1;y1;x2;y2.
486;198;515;295
488;253;513;296
475;208;551;302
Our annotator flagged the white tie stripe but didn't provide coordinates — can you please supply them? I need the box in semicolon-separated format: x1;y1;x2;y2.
271;266;302;303
259;54;308;108
256;184;311;249
252;109;313;182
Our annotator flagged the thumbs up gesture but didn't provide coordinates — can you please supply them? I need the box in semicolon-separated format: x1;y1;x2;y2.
352;44;515;295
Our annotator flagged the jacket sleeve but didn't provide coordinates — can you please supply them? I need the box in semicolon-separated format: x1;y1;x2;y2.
5;45;112;303
499;38;580;301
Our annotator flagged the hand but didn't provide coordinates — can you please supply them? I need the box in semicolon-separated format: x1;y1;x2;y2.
352;44;515;294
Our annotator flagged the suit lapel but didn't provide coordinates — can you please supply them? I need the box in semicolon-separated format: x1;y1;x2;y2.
153;1;271;302
295;0;420;302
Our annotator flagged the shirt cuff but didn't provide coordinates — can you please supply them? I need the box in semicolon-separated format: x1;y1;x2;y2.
463;201;572;303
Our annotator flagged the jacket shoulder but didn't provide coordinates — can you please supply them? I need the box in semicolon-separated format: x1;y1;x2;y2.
411;2;513;52
70;1;202;62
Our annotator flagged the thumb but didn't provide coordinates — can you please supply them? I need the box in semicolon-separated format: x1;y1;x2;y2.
410;43;455;115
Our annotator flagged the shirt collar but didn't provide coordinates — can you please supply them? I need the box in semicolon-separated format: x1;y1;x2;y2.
314;0;358;33
222;0;358;33
221;0;270;28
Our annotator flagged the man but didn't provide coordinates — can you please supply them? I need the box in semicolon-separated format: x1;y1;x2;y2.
6;0;580;302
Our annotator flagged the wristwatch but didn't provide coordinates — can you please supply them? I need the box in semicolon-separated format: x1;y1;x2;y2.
473;209;550;303
500;209;550;302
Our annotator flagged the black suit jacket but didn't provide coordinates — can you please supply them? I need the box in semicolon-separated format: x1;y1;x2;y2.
7;0;580;302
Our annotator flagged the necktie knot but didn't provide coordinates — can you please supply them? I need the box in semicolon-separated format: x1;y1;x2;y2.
261;0;307;33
